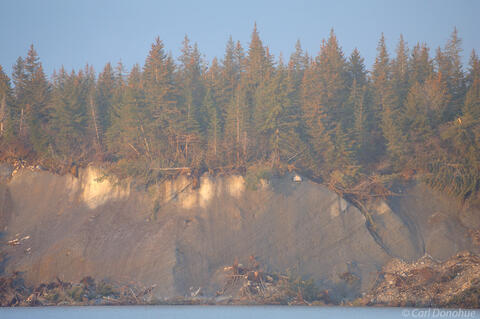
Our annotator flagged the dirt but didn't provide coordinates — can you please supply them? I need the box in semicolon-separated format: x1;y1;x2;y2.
4;252;480;308
0;165;479;303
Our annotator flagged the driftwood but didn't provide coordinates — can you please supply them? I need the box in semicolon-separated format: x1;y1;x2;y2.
0;274;158;306
151;167;191;171
129;287;139;303
328;174;400;202
127;143;140;156
216;256;331;305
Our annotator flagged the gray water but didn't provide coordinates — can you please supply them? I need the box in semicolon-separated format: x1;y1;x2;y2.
0;306;479;319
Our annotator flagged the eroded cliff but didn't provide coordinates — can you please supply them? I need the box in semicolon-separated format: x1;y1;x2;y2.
0;165;478;301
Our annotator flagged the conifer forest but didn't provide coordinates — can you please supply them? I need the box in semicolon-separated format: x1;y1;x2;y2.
1;26;479;203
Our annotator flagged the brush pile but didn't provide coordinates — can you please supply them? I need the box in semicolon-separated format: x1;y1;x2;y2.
216;256;330;305
356;251;480;308
0;273;156;306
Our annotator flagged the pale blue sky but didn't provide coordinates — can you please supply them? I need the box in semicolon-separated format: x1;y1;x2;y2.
0;0;478;77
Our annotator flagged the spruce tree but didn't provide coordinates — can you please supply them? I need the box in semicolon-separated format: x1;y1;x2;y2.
203;86;221;165
95;62;116;145
107;64;150;161
312;30;354;175
142;37;178;162
50;68;89;161
177;36;205;165
392;35;410;108
288;39;308;87
245;23;267;88
12;45;51;154
346;49;372;164
0;66;13;139
409;43;433;86
347;48;367;87
224;79;249;166
372;34;406;166
436;28;466;122
463;51;480;123
218;37;240;133
315;29;349;127
301;61;335;176
271;62;306;168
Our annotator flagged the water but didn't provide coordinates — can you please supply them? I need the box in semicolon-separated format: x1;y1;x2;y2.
0;306;479;319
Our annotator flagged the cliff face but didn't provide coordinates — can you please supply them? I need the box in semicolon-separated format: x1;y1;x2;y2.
0;165;478;301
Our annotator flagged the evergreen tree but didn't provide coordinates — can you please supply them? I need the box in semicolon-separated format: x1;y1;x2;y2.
224;79;249;166
245;23;267;88
301;61;335;176
436;28;466;121
347;48;372;165
392;35;410;108
107;64;150;161
372;34;406;166
312;30;355;175
288;39;308;86
95;62;116;145
409;43;433;85
466;50;480;94
142;37;178;162
12;45;50;154
0;66;14;138
462;60;480;166
222;36;237;90
246;24;270;155
405;75;448;147
177;36;205;165
49;68;89;161
99;61;127;153
463;51;480;124
346;49;373;164
218;38;241;131
315;29;349;127
203;86;221;165
254;61;286;164
287;40;308;141
11;57;27;138
234;40;245;75
347;48;367;87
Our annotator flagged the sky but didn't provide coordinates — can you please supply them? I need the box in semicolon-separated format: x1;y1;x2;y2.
0;0;479;78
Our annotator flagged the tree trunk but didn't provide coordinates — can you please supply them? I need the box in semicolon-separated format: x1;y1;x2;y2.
0;95;5;136
185;135;189;163
236;97;240;165
19;108;24;136
213;121;217;157
90;96;101;147
243;131;247;163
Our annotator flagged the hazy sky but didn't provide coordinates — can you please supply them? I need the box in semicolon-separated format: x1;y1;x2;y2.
0;0;478;77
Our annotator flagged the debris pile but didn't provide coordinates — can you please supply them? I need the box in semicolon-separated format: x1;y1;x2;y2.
6;234;30;247
0;159;48;179
0;273;157;306
4;252;480;307
356;251;480;308
4;234;31;256
216;256;330;305
468;229;480;247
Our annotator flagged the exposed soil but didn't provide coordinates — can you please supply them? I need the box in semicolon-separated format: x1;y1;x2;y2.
1;165;480;305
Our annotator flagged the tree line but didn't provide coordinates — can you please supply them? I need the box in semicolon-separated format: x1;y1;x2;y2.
0;25;479;201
